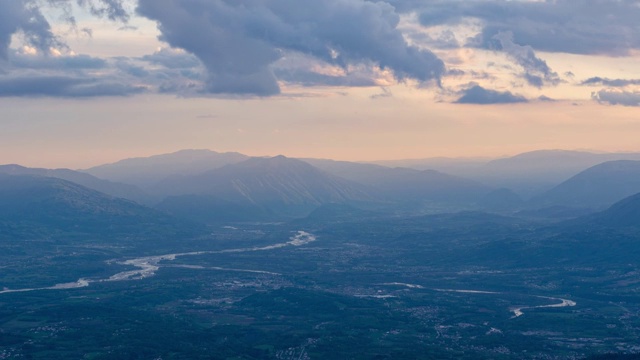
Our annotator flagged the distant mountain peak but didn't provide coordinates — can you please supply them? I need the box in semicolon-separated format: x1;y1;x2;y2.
84;149;250;187
152;156;374;217
530;160;640;210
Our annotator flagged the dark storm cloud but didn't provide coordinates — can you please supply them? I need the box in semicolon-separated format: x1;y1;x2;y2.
455;84;527;104
136;0;445;96
592;89;640;107
0;74;145;97
396;0;640;56
582;77;640;87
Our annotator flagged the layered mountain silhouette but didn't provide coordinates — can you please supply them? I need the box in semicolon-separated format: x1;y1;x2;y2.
303;158;489;204
372;150;640;198
0;174;192;239
153;156;374;217
582;192;640;228
530;160;640;210
480;150;636;181
84;149;248;187
0;164;150;204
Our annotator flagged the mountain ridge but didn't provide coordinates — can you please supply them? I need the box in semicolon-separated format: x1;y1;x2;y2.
0;164;150;204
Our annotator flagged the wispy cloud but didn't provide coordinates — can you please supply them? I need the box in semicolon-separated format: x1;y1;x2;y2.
582;77;640;87
490;31;560;88
0;74;145;97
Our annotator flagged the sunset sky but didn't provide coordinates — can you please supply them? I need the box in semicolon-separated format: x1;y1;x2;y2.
1;0;639;168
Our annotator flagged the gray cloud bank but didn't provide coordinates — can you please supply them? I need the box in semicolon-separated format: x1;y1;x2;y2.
136;0;445;96
403;0;640;56
1;0;639;99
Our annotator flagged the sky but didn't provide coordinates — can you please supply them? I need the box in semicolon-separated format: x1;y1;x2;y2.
1;0;639;169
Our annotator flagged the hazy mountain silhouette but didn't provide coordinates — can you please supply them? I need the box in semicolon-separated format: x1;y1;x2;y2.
153;156;374;217
581;192;640;228
373;150;640;199
0;164;150;204
472;150;640;198
367;156;488;174
530;160;640;210
84;149;248;187
303;158;489;204
0;174;192;238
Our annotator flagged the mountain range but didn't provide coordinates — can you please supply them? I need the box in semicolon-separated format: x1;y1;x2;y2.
85;149;248;187
530;160;640;210
303;158;489;205
0;174;193;239
152;156;374;218
0;164;150;204
3;149;640;223
371;150;640;198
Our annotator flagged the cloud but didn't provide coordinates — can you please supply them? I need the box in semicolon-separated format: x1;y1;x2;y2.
370;87;392;99
272;51;383;87
592;89;640;107
490;31;560;88
537;95;555;102
405;0;640;56
0;1;61;59
140;48;202;70
404;28;460;50
582;77;640;87
274;68;378;87
455;84;527;104
0;74;145;97
9;51;107;70
75;0;130;22
0;1;131;61
136;0;445;96
445;69;465;77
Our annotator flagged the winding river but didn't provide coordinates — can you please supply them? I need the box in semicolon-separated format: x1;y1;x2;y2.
381;283;576;319
1;231;577;320
0;231;315;295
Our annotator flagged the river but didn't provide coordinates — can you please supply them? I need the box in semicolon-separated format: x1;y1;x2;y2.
0;231;315;295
